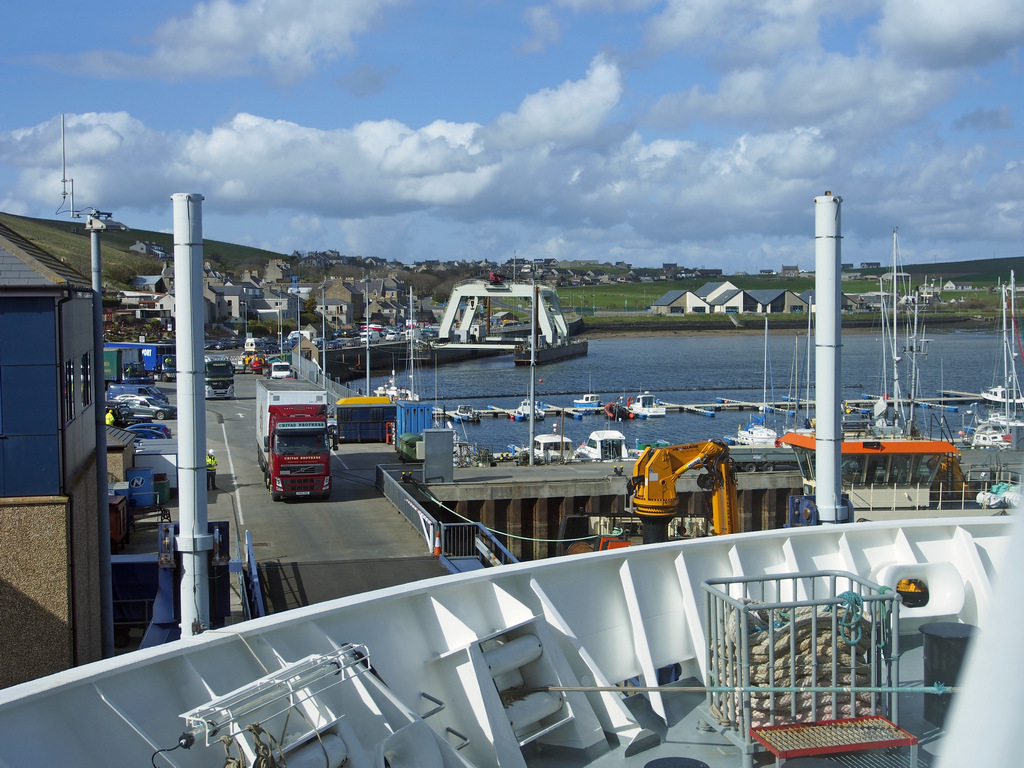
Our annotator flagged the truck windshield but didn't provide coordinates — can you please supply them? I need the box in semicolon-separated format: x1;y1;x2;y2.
206;362;234;377
275;431;328;455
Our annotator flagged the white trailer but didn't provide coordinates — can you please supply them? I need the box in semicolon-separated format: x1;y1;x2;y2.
256;380;331;450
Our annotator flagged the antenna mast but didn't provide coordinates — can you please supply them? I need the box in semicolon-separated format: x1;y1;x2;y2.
59;114;77;218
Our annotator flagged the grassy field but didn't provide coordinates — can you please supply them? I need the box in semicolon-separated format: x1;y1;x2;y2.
0;211;284;290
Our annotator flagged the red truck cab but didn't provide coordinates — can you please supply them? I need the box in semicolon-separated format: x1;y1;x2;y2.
264;404;331;501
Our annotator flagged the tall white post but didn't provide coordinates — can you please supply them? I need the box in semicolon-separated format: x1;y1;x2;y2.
814;191;843;523
172;193;212;636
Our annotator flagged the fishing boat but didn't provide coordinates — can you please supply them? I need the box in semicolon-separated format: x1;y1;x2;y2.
451;404;480;423
373;372;420;402
527;432;576;463
777;432;991;517
0;517;1016;768
627;391;665;418
574;428;630;461
572;392;602;411
512;399;545;421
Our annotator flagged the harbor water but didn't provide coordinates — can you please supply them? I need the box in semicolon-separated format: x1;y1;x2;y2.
368;328;1001;455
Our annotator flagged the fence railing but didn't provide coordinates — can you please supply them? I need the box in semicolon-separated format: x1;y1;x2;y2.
376;463;518;570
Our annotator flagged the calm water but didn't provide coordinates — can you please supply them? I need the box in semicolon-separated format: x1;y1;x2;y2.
368;329;997;454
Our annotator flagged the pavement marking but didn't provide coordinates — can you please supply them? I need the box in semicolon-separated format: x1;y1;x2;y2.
221;421;244;525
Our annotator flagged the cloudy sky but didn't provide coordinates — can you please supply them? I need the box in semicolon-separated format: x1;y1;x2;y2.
1;1;1022;272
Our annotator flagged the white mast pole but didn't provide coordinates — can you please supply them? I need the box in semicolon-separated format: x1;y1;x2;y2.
814;191;843;523
172;193;211;636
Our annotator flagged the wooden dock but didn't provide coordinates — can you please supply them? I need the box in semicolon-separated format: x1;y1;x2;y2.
434;391;979;424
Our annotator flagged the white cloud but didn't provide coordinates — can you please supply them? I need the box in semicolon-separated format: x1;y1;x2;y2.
521;6;562;54
42;0;405;83
485;54;623;149
874;0;1024;68
643;0;823;61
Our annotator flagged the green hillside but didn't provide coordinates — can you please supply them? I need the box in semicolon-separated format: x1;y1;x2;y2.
0;211;286;289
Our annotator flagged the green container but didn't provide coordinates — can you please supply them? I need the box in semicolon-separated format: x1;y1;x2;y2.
154;475;170;504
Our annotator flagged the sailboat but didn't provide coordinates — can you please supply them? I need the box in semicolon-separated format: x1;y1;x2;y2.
981;272;1024;409
373;289;421;402
971;272;1024;449
731;318;779;446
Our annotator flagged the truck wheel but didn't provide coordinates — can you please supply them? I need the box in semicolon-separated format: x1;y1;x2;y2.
763;463;775;473
744;462;757;473
271;493;282;502
155;409;166;420
264;473;271;490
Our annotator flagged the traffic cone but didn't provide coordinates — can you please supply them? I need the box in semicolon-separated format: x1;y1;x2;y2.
433;529;442;557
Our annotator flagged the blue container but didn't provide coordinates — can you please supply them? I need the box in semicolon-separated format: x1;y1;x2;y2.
396;401;434;436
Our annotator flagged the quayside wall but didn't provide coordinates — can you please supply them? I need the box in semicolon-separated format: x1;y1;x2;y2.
425;469;801;561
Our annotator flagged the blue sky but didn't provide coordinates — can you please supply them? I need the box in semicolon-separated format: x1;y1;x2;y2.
2;1;1023;273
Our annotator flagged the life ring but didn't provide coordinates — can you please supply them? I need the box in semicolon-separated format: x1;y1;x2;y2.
774;438;783;448
627;397;634;406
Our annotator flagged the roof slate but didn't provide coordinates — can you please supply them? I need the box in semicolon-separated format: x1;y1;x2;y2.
0;221;91;289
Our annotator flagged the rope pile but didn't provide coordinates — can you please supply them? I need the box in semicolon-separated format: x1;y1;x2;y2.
711;596;881;728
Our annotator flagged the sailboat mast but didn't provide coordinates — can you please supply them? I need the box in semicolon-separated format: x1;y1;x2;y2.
407;287;415;398
889;227;905;428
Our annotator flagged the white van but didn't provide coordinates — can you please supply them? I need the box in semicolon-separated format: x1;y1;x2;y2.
269;361;293;379
358;330;381;343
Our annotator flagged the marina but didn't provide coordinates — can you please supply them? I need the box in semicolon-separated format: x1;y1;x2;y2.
3;195;1024;768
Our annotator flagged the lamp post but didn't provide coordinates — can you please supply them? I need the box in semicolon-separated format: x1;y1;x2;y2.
85;211;127;659
320;282;327;381
364;275;371;396
241;299;248;341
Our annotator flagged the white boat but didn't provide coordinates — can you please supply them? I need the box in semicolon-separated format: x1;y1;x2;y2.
572;392;602;411
529;432;576;463
980;274;1024;409
977;480;1022;508
730;415;778;446
0;517;1017;768
374;373;420;402
627;391;665;418
981;384;1024;406
967;418;1024;449
733;318;780;446
512;399;545;420
452;404;479;423
574;428;630;461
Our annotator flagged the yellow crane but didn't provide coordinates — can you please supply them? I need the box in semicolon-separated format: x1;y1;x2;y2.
628;438;738;543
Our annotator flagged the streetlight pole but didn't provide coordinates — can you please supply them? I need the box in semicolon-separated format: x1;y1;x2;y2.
365;275;371;396
320;282;327;382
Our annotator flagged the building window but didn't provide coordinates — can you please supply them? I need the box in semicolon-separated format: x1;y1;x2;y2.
80;352;92;407
64;359;76;423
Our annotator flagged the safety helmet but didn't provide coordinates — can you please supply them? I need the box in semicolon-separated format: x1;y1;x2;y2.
208;449;215;456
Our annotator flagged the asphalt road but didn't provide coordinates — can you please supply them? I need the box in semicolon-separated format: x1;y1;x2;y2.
125;372;447;614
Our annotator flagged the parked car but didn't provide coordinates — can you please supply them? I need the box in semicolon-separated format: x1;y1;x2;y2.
123;423;172;440
104;401;152;428
107;383;170;403
115;395;177;420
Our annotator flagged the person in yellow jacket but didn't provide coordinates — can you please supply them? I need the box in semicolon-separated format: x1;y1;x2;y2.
206;449;218;490
105;409;116;427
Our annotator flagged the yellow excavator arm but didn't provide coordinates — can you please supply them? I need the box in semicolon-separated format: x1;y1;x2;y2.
629;438;738;541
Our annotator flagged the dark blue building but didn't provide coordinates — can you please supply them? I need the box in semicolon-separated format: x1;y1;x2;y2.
0;218;103;684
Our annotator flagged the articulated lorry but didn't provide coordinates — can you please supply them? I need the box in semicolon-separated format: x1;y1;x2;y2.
255;379;333;501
